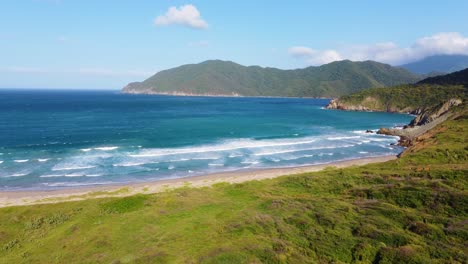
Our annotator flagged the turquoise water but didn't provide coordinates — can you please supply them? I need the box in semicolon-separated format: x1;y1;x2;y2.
0;89;412;190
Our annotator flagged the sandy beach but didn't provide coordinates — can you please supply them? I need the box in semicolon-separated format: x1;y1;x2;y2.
0;155;396;208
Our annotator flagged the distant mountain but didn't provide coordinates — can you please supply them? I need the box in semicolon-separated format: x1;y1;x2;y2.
400;54;468;74
417;67;468;87
123;60;420;98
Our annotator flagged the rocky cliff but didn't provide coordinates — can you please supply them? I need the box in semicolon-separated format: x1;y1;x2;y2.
376;99;463;147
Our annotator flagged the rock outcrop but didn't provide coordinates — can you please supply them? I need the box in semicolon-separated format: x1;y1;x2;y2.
325;98;372;111
376;98;463;146
409;98;462;126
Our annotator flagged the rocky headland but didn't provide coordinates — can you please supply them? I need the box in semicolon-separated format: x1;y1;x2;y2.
325;68;467;149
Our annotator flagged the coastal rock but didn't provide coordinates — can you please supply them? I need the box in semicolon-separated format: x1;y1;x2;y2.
325;98;372;111
376;128;394;136
409;98;462;126
377;98;463;147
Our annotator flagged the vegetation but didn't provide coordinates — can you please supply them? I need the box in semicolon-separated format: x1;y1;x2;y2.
418;68;468;87
328;68;467;112
0;106;466;263
123;60;420;98
334;84;466;112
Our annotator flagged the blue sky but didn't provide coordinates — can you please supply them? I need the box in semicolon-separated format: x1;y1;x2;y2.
1;0;468;89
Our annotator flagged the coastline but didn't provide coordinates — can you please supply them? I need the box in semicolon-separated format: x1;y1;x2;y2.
0;155;396;208
122;90;331;99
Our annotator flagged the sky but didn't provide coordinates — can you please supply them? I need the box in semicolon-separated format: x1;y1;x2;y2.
1;0;468;89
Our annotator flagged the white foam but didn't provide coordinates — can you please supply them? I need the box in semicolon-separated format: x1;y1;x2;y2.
168;158;190;162
94;146;119;151
0;161;3;164
129;138;318;158
42;181;114;187
240;161;259;165
253;145;354;156
80;148;92;152
113;162;148;167
327;136;361;140
40;174;65;178
37;159;50;162
168;165;175;170
85;174;103;177
52;165;96;171
370;137;396;142
359;151;369;154
228;154;243;158
14;159;29;163
9;173;27;177
208;163;224;166
191;157;218;160
64;173;84;177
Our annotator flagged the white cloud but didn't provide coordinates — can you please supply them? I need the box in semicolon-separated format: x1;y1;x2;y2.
155;4;208;29
289;32;468;66
288;46;315;58
288;46;342;65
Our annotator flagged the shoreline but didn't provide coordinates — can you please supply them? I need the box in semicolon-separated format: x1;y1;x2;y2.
0;155;396;208
122;90;331;99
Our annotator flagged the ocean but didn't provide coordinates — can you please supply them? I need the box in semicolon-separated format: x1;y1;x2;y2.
0;89;413;190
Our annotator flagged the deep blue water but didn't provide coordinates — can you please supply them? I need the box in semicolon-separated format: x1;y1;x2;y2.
0;89;412;189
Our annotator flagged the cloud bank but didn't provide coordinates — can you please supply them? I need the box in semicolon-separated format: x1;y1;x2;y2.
155;4;208;29
289;32;468;65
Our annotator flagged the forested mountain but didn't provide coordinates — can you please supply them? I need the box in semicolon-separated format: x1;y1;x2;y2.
326;68;467;113
123;60;420;98
400;54;468;74
417;67;468;87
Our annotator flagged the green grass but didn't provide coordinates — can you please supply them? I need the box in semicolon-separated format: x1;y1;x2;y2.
337;84;466;112
0;113;467;263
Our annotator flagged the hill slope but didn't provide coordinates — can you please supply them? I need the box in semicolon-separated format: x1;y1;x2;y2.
417;68;468;86
326;69;468;113
400;54;468;74
123;60;419;98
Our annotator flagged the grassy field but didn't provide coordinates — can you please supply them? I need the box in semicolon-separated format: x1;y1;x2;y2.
0;111;467;263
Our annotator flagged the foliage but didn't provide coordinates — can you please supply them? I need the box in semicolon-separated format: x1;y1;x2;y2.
337;84;466;112
417;67;468;87
123;60;420;98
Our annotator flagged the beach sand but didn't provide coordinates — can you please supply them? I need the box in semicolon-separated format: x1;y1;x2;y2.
0;155;396;208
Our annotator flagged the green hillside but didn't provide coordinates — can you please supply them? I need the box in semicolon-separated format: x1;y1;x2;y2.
418;68;468;87
123;60;420;97
326;68;468;113
1;105;467;263
328;85;466;113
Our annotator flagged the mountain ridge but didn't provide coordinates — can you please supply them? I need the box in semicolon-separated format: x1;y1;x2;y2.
399;54;468;74
123;59;420;98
